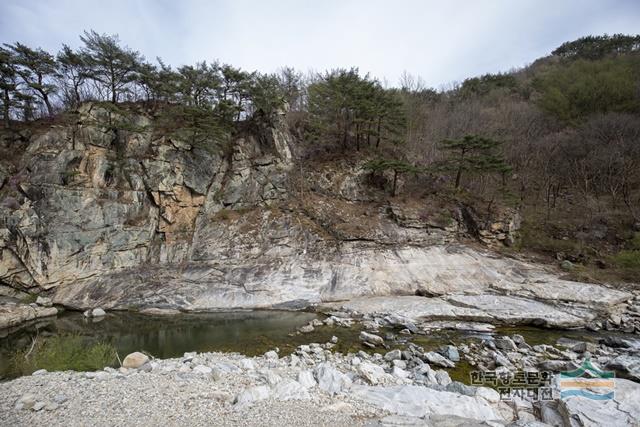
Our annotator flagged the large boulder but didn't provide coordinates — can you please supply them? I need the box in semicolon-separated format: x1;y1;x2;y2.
121;352;149;369
357;361;389;385
314;362;352;395
272;380;310;401
360;331;384;347
234;385;270;406
350;385;502;421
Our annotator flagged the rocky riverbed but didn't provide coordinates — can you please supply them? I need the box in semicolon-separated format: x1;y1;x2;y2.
2;333;640;427
2;304;640;426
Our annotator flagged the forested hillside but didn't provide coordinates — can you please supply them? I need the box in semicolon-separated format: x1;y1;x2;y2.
1;32;639;284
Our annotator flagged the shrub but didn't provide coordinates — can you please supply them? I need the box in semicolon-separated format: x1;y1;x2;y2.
10;333;117;376
611;250;640;269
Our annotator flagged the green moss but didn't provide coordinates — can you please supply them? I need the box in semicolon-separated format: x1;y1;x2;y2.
21;293;38;304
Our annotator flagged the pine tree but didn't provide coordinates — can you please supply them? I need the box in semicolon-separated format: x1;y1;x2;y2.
57;45;88;107
438;135;511;189
79;30;143;103
307;68;406;151
4;42;59;116
0;46;18;127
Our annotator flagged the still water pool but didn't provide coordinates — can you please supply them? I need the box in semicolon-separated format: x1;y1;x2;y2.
0;310;320;378
0;310;632;382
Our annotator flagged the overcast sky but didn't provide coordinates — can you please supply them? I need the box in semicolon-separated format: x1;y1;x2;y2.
1;0;639;88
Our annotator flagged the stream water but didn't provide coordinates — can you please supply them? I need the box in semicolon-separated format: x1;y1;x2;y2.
0;310;633;382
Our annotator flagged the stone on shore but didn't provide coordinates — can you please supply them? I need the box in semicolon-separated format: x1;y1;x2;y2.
384;349;402;361
359;331;384;347
297;370;316;388
357;361;388;385
82;307;106;318
264;350;279;360
438;345;460;362
423;351;455;368
272;380;311;401
192;365;213;375
234;385;270;405
122;352;150;369
607;355;640;381
314;363;352;395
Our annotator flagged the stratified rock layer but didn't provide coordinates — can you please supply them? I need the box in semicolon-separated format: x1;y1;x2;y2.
0;104;634;324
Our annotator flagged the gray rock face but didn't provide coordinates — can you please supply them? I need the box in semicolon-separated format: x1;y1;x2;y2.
35;296;53;307
0;103;632;326
0;303;57;329
0;104;293;298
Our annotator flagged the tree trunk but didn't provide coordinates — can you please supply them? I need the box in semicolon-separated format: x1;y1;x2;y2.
37;75;54;116
375;117;381;148
2;88;10;128
43;95;53;116
454;167;462;189
73;82;81;107
110;63;118;103
342;117;349;150
392;170;398;197
454;149;465;189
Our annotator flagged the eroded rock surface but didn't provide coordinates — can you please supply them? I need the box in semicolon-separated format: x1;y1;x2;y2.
0;303;57;329
0;103;635;329
322;293;604;329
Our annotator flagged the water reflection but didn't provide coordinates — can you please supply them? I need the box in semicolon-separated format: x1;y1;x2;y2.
0;310;318;377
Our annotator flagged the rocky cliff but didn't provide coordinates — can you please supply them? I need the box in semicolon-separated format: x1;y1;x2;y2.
0;104;634;323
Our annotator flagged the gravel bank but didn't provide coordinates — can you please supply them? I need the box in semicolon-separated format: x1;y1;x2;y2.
2;317;640;426
0;351;380;427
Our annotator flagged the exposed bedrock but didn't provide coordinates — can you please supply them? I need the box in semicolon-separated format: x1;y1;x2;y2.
0;103;635;328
